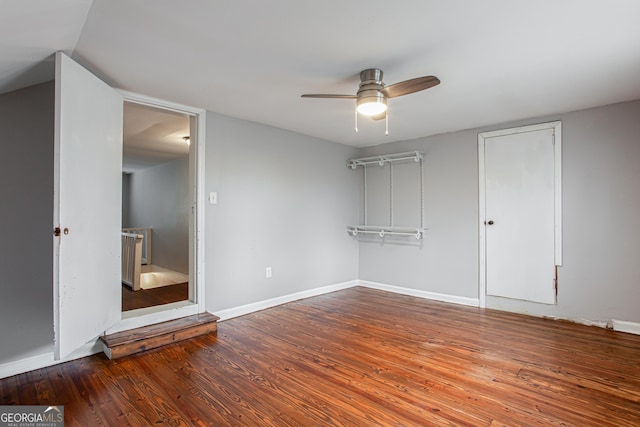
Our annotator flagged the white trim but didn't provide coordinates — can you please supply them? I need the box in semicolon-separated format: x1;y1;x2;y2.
541;315;609;329
478;121;560;139
553;122;563;265
0;340;101;380
0;353;55;380
477;138;487;308
118;90;205;115
108;303;200;334
215;281;357;321
195;110;206;313
358;280;480;307
612;319;640;335
477;121;562;308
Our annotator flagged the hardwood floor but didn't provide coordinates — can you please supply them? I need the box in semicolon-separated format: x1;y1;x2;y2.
2;286;639;426
121;282;189;311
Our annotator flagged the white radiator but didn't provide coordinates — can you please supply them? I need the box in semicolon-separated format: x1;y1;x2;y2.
121;232;143;291
122;227;152;264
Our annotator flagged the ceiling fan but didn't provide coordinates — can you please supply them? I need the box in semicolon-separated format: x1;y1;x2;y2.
301;68;440;132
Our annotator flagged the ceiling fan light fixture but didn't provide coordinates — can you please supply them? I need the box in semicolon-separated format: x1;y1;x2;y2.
356;92;387;116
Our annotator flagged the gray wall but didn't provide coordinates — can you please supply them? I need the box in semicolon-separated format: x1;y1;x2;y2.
0;82;55;363
204;113;360;312
357;100;640;324
127;157;190;274
357;129;480;299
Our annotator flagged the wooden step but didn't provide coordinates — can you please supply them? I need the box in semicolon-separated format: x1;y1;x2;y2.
99;313;219;359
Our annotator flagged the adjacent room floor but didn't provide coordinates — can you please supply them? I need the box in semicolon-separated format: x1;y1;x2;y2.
140;265;189;290
121;282;189;311
2;287;639;425
122;264;189;311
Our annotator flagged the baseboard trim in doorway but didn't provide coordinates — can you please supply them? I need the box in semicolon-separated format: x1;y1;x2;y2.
357;280;480;307
214;280;358;321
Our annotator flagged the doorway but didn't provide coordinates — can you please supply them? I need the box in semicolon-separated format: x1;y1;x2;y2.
121;101;191;312
478;121;562;307
53;52;206;359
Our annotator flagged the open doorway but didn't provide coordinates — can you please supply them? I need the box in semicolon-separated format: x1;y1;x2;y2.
121;101;192;312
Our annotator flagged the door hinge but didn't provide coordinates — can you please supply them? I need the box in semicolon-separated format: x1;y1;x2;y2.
554;265;559;297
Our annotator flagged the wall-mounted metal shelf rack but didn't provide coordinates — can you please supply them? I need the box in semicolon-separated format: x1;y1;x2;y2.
346;151;425;239
346;151;423;169
346;225;424;240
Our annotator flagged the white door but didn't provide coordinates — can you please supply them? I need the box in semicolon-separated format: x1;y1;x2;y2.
479;122;562;305
53;52;123;359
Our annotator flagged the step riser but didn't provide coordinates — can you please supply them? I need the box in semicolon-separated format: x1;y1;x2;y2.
103;323;217;359
100;313;219;359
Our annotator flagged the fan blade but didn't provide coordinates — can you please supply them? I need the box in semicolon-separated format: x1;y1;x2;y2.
301;94;357;99
382;76;440;98
371;112;386;121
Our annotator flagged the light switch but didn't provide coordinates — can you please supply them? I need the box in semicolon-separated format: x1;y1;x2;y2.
209;192;218;204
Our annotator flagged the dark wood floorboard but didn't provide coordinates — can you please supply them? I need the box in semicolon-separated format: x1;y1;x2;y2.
2;286;639;426
121;282;189;311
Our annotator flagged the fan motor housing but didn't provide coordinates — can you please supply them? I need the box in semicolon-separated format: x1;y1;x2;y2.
357;68;387;111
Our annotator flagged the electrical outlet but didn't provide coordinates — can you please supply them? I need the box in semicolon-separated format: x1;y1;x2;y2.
265;267;272;278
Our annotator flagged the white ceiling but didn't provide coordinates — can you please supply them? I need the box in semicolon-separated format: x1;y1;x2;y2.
2;1;640;148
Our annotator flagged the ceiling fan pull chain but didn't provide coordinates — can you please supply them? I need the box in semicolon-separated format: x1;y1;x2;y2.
385;109;389;136
354;105;358;133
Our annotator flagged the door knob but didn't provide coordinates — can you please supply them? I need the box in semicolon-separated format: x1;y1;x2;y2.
53;227;70;236
485;220;494;225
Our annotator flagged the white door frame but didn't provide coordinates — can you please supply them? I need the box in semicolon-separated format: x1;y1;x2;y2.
107;90;207;334
478;121;562;308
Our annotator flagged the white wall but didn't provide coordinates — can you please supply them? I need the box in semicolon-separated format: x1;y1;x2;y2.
357;100;640;325
127;156;190;274
0;82;55;364
204;113;360;312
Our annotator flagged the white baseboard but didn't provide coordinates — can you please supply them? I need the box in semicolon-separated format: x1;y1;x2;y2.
0;339;102;380
0;352;55;380
612;319;640;335
541;315;609;329
357;280;480;307
215;280;358;321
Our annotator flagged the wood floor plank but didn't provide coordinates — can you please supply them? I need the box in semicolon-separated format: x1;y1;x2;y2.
220;320;452;426
240;301;567;426
233;312;490;425
122;282;189;312
1;286;639;426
